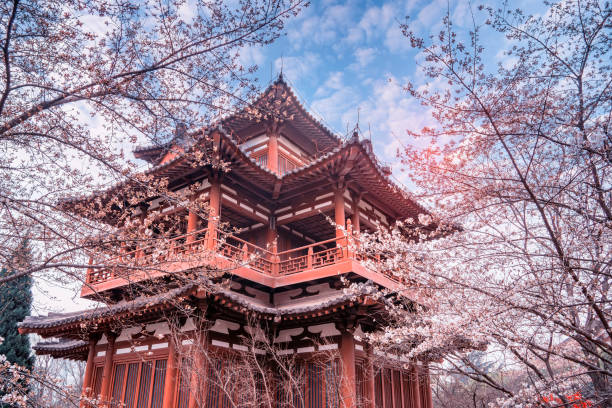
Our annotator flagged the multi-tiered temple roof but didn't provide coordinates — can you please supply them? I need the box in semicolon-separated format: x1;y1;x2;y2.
19;76;434;408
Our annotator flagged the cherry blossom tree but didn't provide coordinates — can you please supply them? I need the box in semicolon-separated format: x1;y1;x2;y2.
0;0;305;406
0;0;306;286
357;0;611;406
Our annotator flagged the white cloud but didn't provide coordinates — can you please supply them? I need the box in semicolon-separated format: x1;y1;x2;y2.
311;87;360;134
79;14;111;38
177;0;198;23
274;53;321;82
287;15;318;46
358;4;396;40
403;0;420;14
321;72;345;91
356;76;435;187
286;3;355;49
346;27;363;44
311;71;435;149
310;72;360;133
352;47;377;69
384;24;411;53
495;49;519;70
357;76;435;155
451;0;472;27
416;0;446;28
239;46;266;69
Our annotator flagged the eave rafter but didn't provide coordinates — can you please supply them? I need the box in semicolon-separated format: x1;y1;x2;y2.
66;118;429;228
21;282;394;341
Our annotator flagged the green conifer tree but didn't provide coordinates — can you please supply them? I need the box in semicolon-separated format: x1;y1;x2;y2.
0;269;33;369
0;242;34;405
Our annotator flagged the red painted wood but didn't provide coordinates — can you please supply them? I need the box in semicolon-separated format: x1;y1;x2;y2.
186;210;199;244
161;338;177;408
410;365;421;408
419;365;432;408
339;331;356;408
268;133;279;174
364;344;375;408
207;177;221;250
99;334;117;407
334;188;346;242
80;337;98;407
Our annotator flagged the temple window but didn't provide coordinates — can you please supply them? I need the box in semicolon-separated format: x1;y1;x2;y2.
253;152;268;167
278;153;298;175
375;371;384;407
383;368;393;406
110;363;126;408
107;359;167;408
306;362;323;407
324;359;341;407
175;359;191;408
356;363;366;406
150;360;167;408
92;366;104;399
136;361;154;408
393;369;403;408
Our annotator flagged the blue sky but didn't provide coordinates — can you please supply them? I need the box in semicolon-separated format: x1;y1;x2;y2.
239;0;545;186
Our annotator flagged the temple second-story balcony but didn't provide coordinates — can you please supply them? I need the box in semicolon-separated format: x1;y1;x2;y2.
81;223;403;299
71;116;429;300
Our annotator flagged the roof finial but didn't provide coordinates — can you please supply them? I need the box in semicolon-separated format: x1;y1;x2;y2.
350;107;361;141
279;53;284;81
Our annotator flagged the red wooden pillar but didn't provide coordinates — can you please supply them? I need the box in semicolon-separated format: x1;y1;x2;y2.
334;185;346;243
162;336;178;408
267;133;279;174
266;219;277;249
186;209;199;245
266;216;277;274
339;331;356;408
410;364;421;408
206;175;221;250
350;191;361;236
346;219;354;258
188;310;210;408
364;343;376;408
99;333;116;407
420;365;433;408
80;336;98;407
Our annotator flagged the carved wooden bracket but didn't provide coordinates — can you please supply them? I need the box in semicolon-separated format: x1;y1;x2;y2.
227;324;250;340
289;285;320;300
290;326;323;342
130;325;157;340
334;317;358;334
230;281;257;298
260;320;280;346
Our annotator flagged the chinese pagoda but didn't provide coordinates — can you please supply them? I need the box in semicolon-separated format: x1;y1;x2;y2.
19;76;434;408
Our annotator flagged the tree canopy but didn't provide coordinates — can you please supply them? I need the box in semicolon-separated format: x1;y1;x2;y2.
357;0;611;406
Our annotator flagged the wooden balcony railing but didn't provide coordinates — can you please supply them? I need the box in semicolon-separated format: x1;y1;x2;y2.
85;227;388;287
86;228;211;284
214;234;275;275
276;237;346;275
